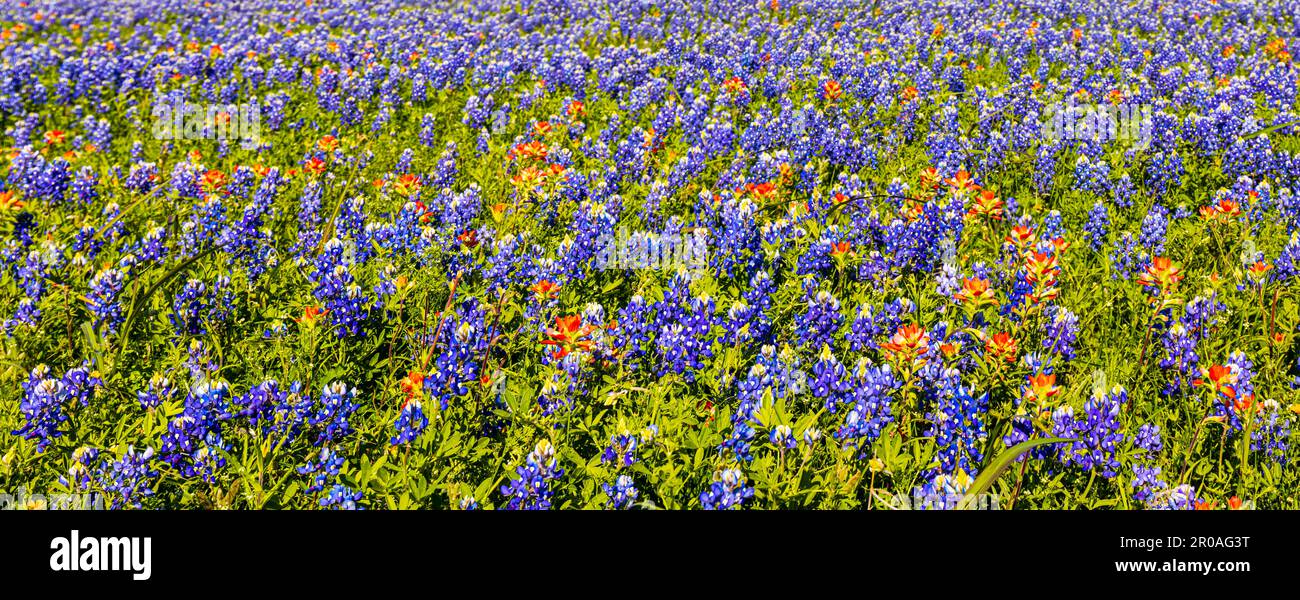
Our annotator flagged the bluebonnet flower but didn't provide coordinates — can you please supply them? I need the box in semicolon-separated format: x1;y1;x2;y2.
320;484;364;510
650;275;716;382
63;446;102;491
11;366;70;452
310;239;372;337
390;399;429;446
721;346;806;461
86;267;127;334
769;424;797;450
1084;201;1109;251
603;475;639;509
927;369;988;476
910;469;977;510
293;180;324;258
135;225;168;264
1112;173;1136;208
299;447;346;494
699;468;754;510
1110;232;1145;280
1138;205;1170;255
231;379;305;441
846;299;914;352
794;287;842;350
1159;324;1199;396
159;379;231;482
1132;464;1169;505
61;366;102;407
936;259;961;300
136;374;175;409
102;446;160;509
836;359;897;449
809;345;850;412
1133;424;1162;454
501;440;564;510
1156;484;1199;510
601;431;640;468
1251;399;1291;465
5;298;40;331
1049;405;1077;460
307;382;360;445
169;279;211;335
1147;151;1184;198
1042;306;1080;361
1071;386;1125;478
1002;415;1035;450
1195;357;1241;427
180;197;227;257
421;298;489;410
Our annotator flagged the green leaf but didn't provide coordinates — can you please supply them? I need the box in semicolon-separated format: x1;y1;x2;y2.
281;482;300;505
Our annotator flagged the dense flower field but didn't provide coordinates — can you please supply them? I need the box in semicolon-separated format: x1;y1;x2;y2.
1;0;1299;510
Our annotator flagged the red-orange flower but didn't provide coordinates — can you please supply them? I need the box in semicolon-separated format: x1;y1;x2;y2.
777;162;795;183
985;332;1020;363
199;169;227;194
304;156;327;177
829;241;852;258
541;315;596;359
1023;251;1061;303
966;189;1004;220
1004;224;1036;251
1193;364;1237;400
528;279;560;300
1247;260;1273;280
43;130;65;145
512;140;548;162
881;323;930;365
0;190;24;211
954;277;997;307
394;173;422;196
945;170;978;195
399;370;425;400
490;202;509;223
1048;236;1070;254
511;165;548;191
823;79;843;101
295;306;328;327
317;135;340;153
743;181;779;202
1199;198;1241;221
566;100;586;117
1024;372;1060;404
1138;257;1184;291
919;167;941;190
723;76;747;95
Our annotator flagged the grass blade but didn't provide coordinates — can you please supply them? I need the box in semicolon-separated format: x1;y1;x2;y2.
957;437;1073;510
